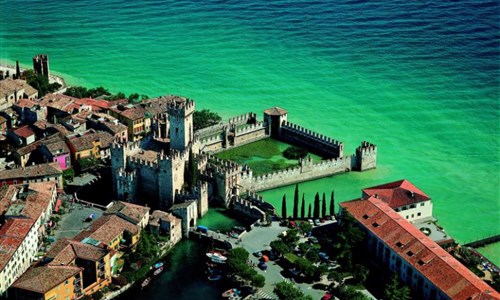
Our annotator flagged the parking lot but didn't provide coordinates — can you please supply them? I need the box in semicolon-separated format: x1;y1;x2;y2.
238;222;326;300
53;202;104;241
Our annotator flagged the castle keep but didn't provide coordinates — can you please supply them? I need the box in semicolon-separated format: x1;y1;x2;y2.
110;97;377;221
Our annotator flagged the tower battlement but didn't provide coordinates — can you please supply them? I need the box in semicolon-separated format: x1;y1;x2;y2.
168;98;195;117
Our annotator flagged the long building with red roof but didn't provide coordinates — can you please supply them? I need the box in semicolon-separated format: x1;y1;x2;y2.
340;197;499;300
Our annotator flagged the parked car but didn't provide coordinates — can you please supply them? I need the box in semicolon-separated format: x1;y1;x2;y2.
253;251;262;258
309;236;319;244
314;219;321;226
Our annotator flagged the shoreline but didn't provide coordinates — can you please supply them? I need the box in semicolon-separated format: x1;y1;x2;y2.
0;63;67;88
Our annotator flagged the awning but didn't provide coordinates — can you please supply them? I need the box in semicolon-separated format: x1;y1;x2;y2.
55;199;62;212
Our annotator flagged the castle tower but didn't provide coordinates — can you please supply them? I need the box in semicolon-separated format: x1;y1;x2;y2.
168;98;194;152
157;150;187;210
355;141;377;171
111;143;126;198
33;54;50;78
263;107;288;138
196;181;209;217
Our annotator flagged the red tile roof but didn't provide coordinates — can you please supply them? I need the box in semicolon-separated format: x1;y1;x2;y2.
0;218;35;271
106;201;149;225
362;179;430;208
12;125;35;139
264;107;287;116
0;162;62;181
73;215;139;246
75;98;127;111
67;130;114;152
14;99;38;109
340;197;500;300
12;265;82;294
45;238;107;265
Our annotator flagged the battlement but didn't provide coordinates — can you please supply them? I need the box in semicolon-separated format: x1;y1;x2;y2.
355;141;377;171
199;134;224;145
235;121;266;136
228;112;257;125
127;155;158;169
111;140;141;155
356;141;377;154
168;98;195;116
281;121;342;145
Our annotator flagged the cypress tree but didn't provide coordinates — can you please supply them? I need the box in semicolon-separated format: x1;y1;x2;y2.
281;194;287;219
300;194;305;219
308;203;312;218
184;148;198;191
313;192;320;219
293;184;299;219
322;192;327;218
330;191;335;217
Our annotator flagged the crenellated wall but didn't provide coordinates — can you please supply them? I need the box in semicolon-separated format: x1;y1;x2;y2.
279;121;343;158
355;141;377;171
233;122;267;145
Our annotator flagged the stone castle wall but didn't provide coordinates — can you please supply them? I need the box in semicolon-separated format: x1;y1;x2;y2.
240;155;355;192
279;121;343;158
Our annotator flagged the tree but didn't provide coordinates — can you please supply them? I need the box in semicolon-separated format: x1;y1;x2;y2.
281;229;301;246
293;184;299;219
330;190;335;217
274;281;313;300
281;194;287;219
270;240;291;256
25;69;61;97
295;257;316;278
322;192;327;217
193;109;222;130
308;204;312;218
298;222;312;235
384;274;411;300
251;274;265;287
353;264;369;284
300;194;305;218
313;192;320;219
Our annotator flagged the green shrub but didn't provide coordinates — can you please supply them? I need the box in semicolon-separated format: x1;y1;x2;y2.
283;146;308;160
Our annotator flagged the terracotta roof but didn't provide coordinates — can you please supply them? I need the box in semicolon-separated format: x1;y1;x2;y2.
106;201;149;224
73;215;139;246
0;218;35;272
340;197;500;300
0;162;62;181
0;79;37;97
45;238;107;265
38;93;77;111
362;179;430;208
12;125;35;138
170;200;196;210
149;210;180;227
264;107;287;116
67;130;114;152
120;105;146;121
11;265;82;294
75;98;127;111
14;98;38;109
33;120;49;130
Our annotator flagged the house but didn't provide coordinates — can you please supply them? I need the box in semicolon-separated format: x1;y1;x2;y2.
0;162;63;188
0;182;58;296
66;130;114;162
73;214;140;251
9;265;83;300
340;197;500;300
12;99;46;125
74;98;128;113
37;93;78;122
148;210;182;246
8;125;36;146
42;238;112;295
109;104;146;141
0;79;38;111
86;113;128;143
105;201;150;228
362;179;433;223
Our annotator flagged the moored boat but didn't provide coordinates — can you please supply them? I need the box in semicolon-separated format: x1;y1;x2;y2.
222;288;241;298
152;262;164;269
206;251;227;263
207;274;223;281
141;277;151;289
153;266;164;276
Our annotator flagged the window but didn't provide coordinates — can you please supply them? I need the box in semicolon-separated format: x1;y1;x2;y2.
406;215;409;219
362;214;369;219
407;251;414;257
420;203;425;207
417;212;421;217
410;204;416;209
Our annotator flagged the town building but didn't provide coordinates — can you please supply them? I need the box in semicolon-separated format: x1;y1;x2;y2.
148;210;182;246
362;179;433;223
7;125;36;146
340;197;500;300
0;182;58;297
0;162;63;188
105;201;150;228
169;200;198;238
12;99;46;125
73;214;140;252
0;79;38;111
66;130;114;162
86;113;128;143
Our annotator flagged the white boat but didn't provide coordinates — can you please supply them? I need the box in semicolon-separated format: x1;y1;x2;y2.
153;266;163;276
206;251;227;263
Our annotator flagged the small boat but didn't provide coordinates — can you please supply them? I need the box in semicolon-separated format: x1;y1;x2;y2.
153;266;163;276
152;262;164;269
141;277;151;289
222;288;240;298
206;252;227;263
207;274;223;281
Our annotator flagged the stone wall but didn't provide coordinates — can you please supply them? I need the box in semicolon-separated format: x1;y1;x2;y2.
233;197;266;222
279;121;343;158
233;122;267;145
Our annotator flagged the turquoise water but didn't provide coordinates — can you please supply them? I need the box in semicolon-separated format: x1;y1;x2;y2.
1;0;499;262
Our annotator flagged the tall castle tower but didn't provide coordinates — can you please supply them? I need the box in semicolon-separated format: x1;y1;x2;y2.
168;98;194;152
33;54;50;78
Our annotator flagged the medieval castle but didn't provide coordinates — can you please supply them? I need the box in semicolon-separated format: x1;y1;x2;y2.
110;96;377;225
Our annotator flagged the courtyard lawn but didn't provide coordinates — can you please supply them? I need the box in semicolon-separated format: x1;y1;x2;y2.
215;138;321;176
